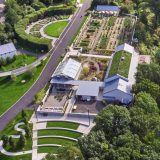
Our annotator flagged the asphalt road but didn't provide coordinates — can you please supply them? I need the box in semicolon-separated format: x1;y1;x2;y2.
0;0;4;4
0;0;92;131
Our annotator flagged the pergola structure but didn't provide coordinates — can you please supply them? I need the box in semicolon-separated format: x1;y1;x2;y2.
95;5;120;16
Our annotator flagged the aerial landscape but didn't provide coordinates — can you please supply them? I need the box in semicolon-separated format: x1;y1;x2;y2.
0;0;160;159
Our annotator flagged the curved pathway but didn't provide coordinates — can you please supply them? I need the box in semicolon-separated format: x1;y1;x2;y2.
0;54;48;77
0;141;32;156
10;122;26;139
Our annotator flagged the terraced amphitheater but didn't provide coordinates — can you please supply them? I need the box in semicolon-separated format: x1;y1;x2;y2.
35;121;84;154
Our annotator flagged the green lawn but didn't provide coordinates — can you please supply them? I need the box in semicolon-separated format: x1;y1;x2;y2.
38;129;81;138
38;137;76;145
0;55;37;72
47;121;79;129
109;51;132;78
38;146;59;154
0;59;47;117
0;153;32;160
44;20;68;38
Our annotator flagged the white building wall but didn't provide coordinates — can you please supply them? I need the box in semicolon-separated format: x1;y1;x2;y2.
103;89;133;103
0;50;16;59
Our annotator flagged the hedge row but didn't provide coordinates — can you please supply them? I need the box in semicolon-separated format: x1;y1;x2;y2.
15;5;74;52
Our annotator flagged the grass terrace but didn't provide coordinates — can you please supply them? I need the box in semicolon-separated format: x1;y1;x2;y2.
38;146;58;154
47;121;79;129
38;129;81;138
44;20;68;38
38;137;76;146
109;51;132;78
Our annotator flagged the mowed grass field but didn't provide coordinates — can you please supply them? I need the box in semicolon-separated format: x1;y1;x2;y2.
38;137;76;146
38;146;58;154
0;60;47;117
44;20;68;38
0;55;36;72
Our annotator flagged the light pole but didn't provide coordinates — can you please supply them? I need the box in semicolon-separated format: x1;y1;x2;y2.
34;105;38;122
87;109;90;126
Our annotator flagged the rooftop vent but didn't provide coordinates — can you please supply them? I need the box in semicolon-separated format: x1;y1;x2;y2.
121;56;125;61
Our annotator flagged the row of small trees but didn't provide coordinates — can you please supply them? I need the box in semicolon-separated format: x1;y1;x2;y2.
0;56;15;67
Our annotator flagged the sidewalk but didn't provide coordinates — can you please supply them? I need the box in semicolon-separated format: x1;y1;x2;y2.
0;141;32;156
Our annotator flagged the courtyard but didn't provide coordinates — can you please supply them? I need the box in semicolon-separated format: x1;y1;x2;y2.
72;100;105;114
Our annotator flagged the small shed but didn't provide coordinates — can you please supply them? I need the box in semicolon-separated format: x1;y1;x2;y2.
96;5;120;16
0;43;17;59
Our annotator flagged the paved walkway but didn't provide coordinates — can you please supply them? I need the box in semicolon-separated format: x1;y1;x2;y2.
0;140;32;156
39;21;59;41
32;122;38;160
10;122;25;139
128;50;139;85
81;54;112;59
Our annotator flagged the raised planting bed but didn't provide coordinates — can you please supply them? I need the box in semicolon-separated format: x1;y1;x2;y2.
107;17;117;27
38;146;58;154
38;137;77;145
38;129;82;138
99;34;109;49
44;20;68;38
109;51;132;78
47;121;79;129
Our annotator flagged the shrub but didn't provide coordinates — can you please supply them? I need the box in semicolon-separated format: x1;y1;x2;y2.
14;6;74;52
83;66;89;76
11;74;17;82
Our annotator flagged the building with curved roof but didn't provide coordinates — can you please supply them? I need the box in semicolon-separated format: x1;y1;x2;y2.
52;58;82;80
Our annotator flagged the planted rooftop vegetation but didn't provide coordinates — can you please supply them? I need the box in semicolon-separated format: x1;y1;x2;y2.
109;51;132;78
